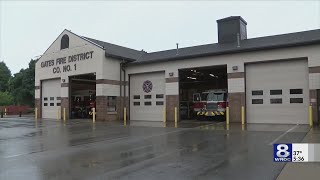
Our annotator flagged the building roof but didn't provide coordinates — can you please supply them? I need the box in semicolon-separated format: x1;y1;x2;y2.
82;37;146;61
83;29;320;64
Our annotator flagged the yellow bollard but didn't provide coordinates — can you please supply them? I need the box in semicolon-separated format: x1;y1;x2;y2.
174;107;178;128
35;108;38;120
309;106;313;127
124;107;127;125
93;108;96;123
4;108;7;116
63;108;66;122
163;106;166;127
226;107;229;125
163;106;166;123
241;106;245;125
174;107;177;123
92;122;96;130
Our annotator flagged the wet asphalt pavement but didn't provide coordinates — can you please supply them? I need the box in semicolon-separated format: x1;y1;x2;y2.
0;118;312;180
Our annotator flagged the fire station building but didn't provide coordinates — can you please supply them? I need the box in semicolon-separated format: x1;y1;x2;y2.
35;16;320;125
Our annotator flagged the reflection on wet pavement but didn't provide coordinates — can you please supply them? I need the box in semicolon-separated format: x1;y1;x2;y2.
0;118;314;180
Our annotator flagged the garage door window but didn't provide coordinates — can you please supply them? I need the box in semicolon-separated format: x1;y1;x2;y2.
57;103;61;106
133;102;140;106
290;98;303;103
50;97;54;100
270;90;282;95
107;96;117;112
44;103;48;106
290;89;303;94
156;101;164;105
44;97;48;101
145;102;152;106
156;94;164;98
50;103;54;106
252;99;263;104
144;95;152;99
252;90;263;95
270;98;282;104
133;95;140;99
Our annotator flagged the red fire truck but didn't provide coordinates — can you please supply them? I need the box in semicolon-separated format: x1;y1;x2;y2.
192;89;228;120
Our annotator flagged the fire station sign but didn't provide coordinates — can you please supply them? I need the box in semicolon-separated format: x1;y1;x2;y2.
40;51;94;74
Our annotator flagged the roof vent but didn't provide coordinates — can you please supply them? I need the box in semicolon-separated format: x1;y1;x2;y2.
217;16;247;44
176;43;179;55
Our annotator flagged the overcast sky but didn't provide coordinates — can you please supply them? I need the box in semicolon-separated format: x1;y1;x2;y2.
0;0;319;74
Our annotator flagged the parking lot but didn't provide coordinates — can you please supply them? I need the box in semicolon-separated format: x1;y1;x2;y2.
0;118;318;180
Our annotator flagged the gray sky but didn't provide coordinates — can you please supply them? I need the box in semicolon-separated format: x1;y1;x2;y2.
1;0;319;74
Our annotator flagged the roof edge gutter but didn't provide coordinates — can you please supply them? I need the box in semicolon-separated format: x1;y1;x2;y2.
105;52;136;62
130;40;320;65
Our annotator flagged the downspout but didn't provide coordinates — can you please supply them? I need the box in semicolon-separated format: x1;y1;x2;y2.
119;60;124;121
123;64;126;106
121;61;130;121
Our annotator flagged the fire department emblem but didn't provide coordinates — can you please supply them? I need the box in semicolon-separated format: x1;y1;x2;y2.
142;80;153;93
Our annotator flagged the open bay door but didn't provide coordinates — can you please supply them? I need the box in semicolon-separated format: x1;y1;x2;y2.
130;72;165;121
42;79;61;119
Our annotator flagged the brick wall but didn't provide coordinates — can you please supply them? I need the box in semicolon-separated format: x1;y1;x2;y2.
227;72;245;123
35;98;41;118
96;96;128;121
61;97;69;119
309;89;318;124
96;96;107;121
166;95;179;121
228;92;245;123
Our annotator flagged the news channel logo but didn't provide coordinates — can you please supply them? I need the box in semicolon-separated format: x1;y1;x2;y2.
273;144;292;162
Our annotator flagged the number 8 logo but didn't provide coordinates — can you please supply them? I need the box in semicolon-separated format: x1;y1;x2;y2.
276;144;290;157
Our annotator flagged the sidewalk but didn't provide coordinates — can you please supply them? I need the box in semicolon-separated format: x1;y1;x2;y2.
277;126;320;180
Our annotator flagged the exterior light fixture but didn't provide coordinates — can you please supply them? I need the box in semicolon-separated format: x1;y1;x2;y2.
232;66;238;71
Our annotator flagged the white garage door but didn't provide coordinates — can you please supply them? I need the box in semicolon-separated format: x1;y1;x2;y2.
130;72;165;121
42;79;61;119
246;60;309;124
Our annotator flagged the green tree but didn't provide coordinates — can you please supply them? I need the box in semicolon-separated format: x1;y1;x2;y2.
0;91;13;106
9;59;36;106
0;61;12;91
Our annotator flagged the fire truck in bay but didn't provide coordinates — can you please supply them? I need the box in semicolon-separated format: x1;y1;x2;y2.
71;90;96;119
192;89;228;120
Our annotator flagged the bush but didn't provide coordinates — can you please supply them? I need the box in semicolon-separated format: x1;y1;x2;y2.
0;91;13;106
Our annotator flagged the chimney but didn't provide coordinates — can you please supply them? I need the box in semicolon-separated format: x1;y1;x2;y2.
217;16;247;44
